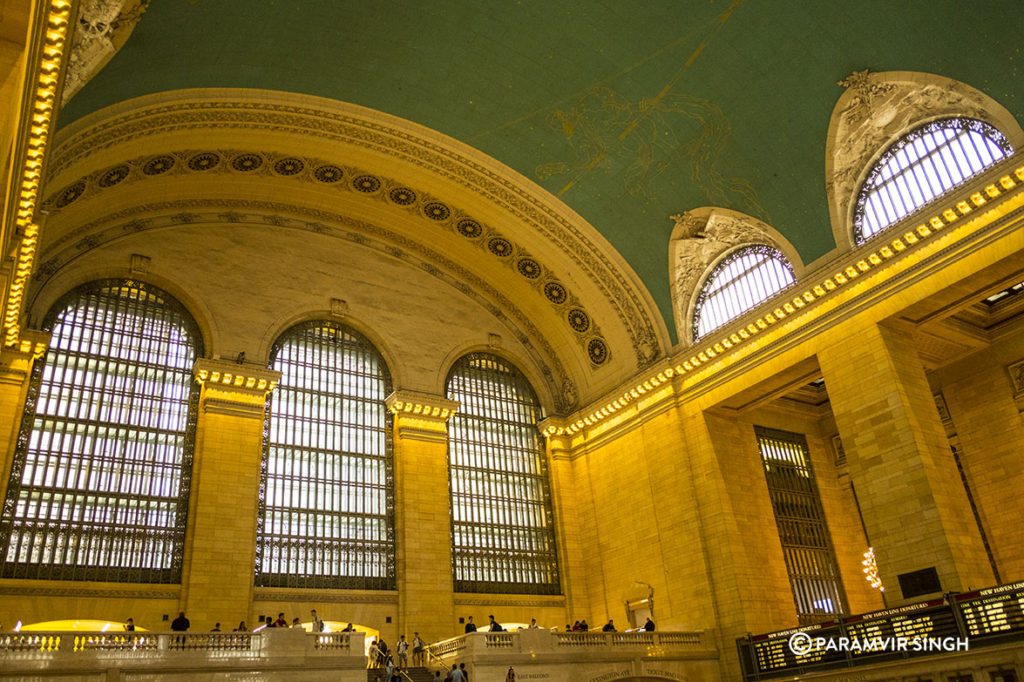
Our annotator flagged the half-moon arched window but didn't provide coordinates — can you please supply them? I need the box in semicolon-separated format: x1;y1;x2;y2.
854;118;1012;244
446;353;559;595
0;280;202;583
692;245;795;342
256;321;394;589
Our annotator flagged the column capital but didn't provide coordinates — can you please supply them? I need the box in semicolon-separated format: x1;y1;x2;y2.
0;329;49;386
193;358;282;419
386;390;459;443
538;417;574;459
385;390;459;421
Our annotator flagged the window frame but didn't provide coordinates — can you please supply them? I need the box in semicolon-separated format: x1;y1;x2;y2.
0;279;202;583
255;320;396;590
445;352;560;595
692;244;796;342
852;117;1012;244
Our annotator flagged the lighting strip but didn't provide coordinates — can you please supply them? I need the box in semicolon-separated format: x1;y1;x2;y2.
547;166;1024;437
2;1;72;348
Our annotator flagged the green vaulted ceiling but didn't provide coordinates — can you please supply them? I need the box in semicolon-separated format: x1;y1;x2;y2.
58;0;1024;340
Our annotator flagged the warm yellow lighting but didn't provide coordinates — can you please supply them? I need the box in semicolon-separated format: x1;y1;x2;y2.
868;253;882;265
984;183;1000;198
1016;166;1024;182
861;547;885;592
916;224;931;237
942;209;958;222
970;192;986;206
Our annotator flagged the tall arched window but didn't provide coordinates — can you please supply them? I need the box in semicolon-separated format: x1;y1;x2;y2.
692;245;795;342
446;353;559;595
0;280;201;583
854;117;1012;244
256;321;394;589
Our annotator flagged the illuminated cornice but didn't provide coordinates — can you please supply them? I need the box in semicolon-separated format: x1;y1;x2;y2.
3;1;73;348
385;390;459;421
193;359;280;394
549;164;1024;437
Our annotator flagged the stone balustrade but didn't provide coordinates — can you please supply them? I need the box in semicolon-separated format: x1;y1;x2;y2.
0;629;367;680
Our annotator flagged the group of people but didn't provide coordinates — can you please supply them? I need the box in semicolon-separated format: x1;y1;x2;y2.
369;632;427;674
566;617;655;632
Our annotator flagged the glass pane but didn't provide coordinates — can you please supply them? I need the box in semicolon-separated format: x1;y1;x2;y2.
0;281;200;583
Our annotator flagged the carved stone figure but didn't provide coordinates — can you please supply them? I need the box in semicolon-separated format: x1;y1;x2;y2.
63;1;150;106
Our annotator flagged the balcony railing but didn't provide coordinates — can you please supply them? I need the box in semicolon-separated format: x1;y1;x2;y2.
427;628;715;662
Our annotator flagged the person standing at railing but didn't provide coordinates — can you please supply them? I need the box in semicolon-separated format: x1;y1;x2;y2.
311;609;324;633
602;620;616;632
528;619;539;629
274;613;288;628
642;617;655;632
234;621;247;632
464;616;477;633
212;623;222;632
487;615;502;632
170;611;190;650
124;618;135;631
580;620;589;631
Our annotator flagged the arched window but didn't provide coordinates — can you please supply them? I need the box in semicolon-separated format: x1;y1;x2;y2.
854;118;1012;243
256;321;394;589
446;353;559;595
0;280;201;583
692;245;795;342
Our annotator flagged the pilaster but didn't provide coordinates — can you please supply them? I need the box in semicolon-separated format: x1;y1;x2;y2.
386;389;459;642
179;358;280;627
539;417;584;622
819;322;994;601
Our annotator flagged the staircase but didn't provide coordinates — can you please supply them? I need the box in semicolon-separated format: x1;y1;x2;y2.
367;667;435;682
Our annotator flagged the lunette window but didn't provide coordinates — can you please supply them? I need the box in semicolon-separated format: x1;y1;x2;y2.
446;353;559;595
0;280;201;583
854;117;1012;244
255;321;395;589
692;245;795;342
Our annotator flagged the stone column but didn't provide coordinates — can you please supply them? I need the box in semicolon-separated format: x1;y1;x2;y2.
179;359;281;627
0;330;48;504
386;390;459;643
819;322;994;601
